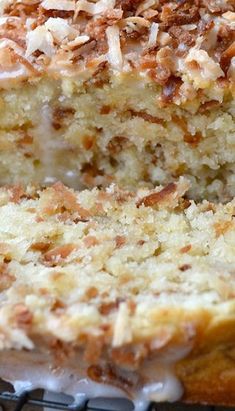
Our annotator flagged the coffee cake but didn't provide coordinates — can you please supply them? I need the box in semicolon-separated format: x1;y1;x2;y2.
0;1;234;200
0;180;235;408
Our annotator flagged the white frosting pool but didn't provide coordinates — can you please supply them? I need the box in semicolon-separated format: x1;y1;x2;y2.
0;345;191;411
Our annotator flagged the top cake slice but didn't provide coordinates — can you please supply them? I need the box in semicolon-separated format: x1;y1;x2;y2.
0;0;234;200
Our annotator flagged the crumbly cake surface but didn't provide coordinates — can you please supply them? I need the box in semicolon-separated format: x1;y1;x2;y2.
0;177;234;346
0;1;234;199
0;2;235;404
0;180;235;404
0;179;235;404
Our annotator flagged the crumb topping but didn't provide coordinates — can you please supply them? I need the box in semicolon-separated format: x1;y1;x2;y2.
0;0;234;94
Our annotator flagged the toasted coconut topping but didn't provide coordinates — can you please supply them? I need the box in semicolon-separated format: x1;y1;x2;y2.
136;0;156;16
228;56;235;79
147;22;159;48
0;0;234;97
26;25;54;57
106;24;122;70
124;16;150;27
75;0;115;17
222;11;235;22
45;18;78;42
185;47;225;87
42;0;75;11
65;35;90;49
112;303;132;347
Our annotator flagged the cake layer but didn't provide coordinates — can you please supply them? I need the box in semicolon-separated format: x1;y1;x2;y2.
0;180;235;407
0;1;234;200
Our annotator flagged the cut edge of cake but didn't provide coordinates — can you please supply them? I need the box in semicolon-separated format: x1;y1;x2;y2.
0;1;234;200
0;179;234;407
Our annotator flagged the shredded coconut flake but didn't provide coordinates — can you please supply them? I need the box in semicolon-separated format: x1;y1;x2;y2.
0;38;24;55
74;0;95;16
181;24;197;31
106;25;122;71
112;303;132;347
136;0;156;16
185;48;224;87
25;18;36;31
158;31;171;46
124;16;150;27
147;22;159;48
0;16;21;26
66;35;90;49
45;18;78;42
94;0;116;14
222;11;235;22
75;0;115;17
0;16;9;25
41;0;75;11
0;0;11;16
228;56;235;80
26;26;55;58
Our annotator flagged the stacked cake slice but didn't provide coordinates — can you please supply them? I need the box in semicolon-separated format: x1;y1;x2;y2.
0;0;234;409
0;180;235;407
0;0;233;200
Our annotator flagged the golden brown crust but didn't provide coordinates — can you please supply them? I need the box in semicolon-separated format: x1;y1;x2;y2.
178;348;235;406
176;314;235;405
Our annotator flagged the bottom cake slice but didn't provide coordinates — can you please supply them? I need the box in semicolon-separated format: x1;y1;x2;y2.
0;178;235;409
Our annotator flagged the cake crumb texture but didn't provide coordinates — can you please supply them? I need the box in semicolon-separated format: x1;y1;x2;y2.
0;179;234;351
0;1;234;199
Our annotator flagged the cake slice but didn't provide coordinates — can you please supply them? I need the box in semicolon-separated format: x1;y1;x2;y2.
0;179;235;408
0;1;234;200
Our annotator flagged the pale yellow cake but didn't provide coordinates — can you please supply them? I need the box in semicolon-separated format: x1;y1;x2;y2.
0;0;234;200
0;180;235;407
0;1;235;408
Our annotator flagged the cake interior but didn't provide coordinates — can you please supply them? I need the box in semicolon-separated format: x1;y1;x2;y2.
0;72;234;201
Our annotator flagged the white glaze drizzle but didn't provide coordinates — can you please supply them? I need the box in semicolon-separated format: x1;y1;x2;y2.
0;346;191;411
32;104;80;188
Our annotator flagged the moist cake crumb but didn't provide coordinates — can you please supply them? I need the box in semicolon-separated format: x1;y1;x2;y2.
0;179;235;404
0;1;233;200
